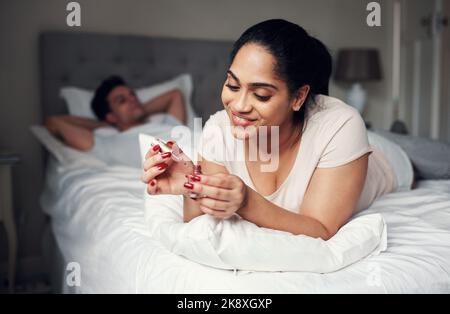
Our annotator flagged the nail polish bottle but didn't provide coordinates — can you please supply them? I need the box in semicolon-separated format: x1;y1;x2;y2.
151;138;183;162
151;138;171;153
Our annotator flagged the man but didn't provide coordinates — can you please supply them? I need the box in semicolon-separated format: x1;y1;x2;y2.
45;76;186;151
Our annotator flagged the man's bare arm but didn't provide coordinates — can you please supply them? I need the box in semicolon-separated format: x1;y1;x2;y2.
44;115;105;151
60;115;109;130
142;89;187;124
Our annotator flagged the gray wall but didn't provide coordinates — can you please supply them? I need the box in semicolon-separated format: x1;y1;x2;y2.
0;0;395;275
398;0;450;142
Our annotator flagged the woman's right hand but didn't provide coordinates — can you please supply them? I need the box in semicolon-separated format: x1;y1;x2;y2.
141;141;194;195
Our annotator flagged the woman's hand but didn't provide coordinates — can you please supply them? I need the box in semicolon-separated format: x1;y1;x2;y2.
182;173;248;219
142;141;194;195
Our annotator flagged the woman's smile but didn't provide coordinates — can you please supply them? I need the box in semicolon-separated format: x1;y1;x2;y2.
230;111;257;127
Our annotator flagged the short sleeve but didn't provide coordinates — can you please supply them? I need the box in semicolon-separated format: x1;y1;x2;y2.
317;111;373;168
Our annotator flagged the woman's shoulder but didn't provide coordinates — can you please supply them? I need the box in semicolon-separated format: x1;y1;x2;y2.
305;95;364;131
308;95;361;120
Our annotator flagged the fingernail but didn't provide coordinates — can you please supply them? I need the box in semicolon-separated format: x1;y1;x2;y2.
150;181;155;186
166;141;174;147
152;144;160;152
193;175;201;182
161;152;171;159
188;174;201;182
157;163;168;170
184;182;194;189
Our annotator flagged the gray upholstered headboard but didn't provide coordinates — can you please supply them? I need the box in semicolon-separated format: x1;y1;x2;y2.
39;32;233;123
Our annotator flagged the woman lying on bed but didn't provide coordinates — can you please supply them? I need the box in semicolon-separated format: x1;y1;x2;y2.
142;19;412;240
45;76;187;151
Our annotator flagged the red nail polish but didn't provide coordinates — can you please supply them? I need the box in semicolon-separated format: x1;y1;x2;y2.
152;144;161;152
150;181;155;186
157;163;168;170
161;152;171;158
184;182;194;189
166;141;174;148
188;175;201;182
193;175;201;182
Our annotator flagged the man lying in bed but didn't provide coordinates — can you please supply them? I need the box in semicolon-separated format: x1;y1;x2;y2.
45;75;186;151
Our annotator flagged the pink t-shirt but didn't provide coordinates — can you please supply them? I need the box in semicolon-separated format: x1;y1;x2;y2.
198;95;397;213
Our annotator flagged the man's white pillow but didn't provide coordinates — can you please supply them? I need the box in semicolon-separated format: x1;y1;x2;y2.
60;87;97;119
30;125;105;168
60;73;198;129
139;134;388;272
137;74;196;129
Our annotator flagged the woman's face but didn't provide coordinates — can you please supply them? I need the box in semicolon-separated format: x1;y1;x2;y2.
221;43;303;140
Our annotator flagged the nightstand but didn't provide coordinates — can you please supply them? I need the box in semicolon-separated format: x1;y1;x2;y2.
0;151;20;293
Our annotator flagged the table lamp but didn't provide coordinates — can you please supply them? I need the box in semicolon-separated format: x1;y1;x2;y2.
334;48;382;114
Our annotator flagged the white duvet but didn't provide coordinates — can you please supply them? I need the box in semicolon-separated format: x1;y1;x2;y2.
41;155;450;293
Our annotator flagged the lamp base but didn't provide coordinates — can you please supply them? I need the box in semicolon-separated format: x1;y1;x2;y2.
346;83;366;114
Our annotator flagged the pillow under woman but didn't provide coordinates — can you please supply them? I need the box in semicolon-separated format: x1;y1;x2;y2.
142;19;407;240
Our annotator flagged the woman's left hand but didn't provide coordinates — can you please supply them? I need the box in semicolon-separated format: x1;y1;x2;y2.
183;173;248;219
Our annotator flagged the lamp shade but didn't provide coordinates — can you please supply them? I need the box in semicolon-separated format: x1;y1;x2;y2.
334;49;382;82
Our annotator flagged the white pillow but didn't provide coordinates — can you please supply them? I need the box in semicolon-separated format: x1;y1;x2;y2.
373;128;450;180
60;73;198;129
368;131;414;192
59;87;97;119
30;125;105;168
139;134;388;273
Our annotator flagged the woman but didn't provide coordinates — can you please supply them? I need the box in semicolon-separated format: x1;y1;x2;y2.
142;19;410;240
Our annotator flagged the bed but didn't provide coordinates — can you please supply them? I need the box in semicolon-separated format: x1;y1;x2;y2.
38;32;450;293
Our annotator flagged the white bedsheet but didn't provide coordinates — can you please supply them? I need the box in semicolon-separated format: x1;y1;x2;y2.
41;158;450;293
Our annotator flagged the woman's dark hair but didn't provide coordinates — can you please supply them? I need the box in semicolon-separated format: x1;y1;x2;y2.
229;19;332;125
91;75;126;120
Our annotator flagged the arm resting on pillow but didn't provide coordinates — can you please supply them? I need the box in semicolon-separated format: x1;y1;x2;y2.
45;115;107;151
238;154;369;240
182;156;349;240
184;153;368;239
141;89;187;124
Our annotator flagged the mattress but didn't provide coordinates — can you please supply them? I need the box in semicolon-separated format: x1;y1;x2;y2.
40;158;450;293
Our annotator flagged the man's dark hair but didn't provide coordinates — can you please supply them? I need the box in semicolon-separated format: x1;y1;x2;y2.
91;75;126;120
